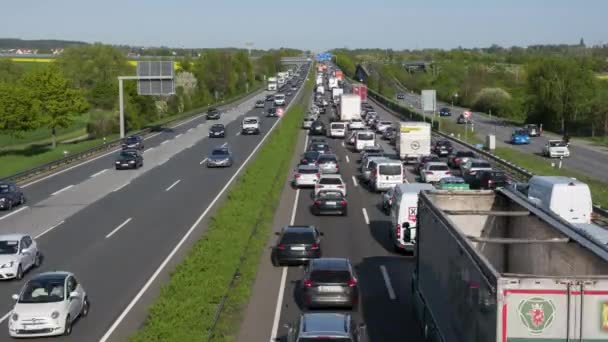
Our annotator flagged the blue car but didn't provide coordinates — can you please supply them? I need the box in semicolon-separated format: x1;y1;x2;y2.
511;129;530;144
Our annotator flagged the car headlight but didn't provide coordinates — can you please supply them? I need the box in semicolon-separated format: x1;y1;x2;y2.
50;311;60;319
11;313;18;321
0;198;5;202
1;261;14;268
129;160;135;163
115;161;120;164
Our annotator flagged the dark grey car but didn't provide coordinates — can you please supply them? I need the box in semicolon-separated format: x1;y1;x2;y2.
286;312;366;342
0;182;25;211
206;146;234;168
301;258;359;309
271;226;323;266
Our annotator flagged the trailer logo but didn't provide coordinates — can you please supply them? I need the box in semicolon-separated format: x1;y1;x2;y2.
601;302;608;331
411;141;420;150
518;297;556;335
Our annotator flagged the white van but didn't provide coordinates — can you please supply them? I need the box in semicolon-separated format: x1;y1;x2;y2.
370;160;404;192
390;183;435;253
329;122;346;138
274;93;286;106
527;176;592;224
355;131;375;152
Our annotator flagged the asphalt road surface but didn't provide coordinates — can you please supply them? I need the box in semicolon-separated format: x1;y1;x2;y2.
395;88;608;183
0;65;309;342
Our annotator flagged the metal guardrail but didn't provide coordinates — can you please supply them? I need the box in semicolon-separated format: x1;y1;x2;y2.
0;86;265;185
366;92;608;222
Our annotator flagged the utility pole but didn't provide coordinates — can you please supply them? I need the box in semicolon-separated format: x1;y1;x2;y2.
245;42;254;57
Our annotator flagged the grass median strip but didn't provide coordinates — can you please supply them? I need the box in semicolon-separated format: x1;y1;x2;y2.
130;79;312;342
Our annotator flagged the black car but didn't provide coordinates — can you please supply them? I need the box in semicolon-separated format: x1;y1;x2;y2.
439;107;452;116
300;151;321;165
271;225;323;266
115;149;143;170
307;142;331;154
469;170;509;189
382;127;396;140
311;191;347;216
0;182;25;211
309;120;326;135
265;95;274;102
207;108;221;120
121;135;144;150
397;93;405;100
301;258;359;309
457;114;468;124
209;124;225;138
448;151;476;168
267;107;278;117
255;100;265;108
432;140;453;156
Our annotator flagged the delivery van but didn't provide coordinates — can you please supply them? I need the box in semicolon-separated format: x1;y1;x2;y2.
355;131;375;152
527;176;592;224
370;159;404;192
390;183;435;253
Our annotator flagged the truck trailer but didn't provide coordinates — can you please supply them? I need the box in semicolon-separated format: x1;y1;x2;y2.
352;84;368;102
396;122;431;163
412;189;608;342
339;94;361;121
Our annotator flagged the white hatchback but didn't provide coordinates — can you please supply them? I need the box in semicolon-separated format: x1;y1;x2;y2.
420;162;451;183
293;165;320;188
314;174;347;197
9;272;89;337
0;234;41;280
348;119;365;130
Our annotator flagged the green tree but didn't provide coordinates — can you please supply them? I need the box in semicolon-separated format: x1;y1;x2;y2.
0;59;25;83
0;83;41;135
20;65;89;148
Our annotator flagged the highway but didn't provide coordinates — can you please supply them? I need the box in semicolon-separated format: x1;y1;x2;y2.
394;87;608;183
238;92;431;341
0;64;309;341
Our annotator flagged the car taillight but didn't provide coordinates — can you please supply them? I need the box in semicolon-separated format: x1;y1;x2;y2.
348;278;358;287
373;169;378;176
304;280;313;287
295;173;301;178
314;201;322;206
445;171;451;175
337;185;344;188
488;180;493;186
455;158;461;163
424;171;433;175
395;224;401;238
336;164;339;169
310;243;320;250
316;173;321;178
277;244;286;250
340;200;347;206
470;171;477;175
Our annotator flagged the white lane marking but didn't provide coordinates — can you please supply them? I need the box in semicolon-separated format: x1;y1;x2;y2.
165;179;181;192
200;158;208;165
270;267;288;341
51;184;74;196
113;182;130;192
380;265;397;300
0;206;29;221
290;189;300;226
36;220;65;239
20;131;162;189
345;155;350;163
161;140;169;145
352;176;358;187
187;128;194;133
236;132;241;136
175;133;183;138
362;208;370;225
105;218;133;239
341;141;345;147
90;169;108;178
145;147;154;153
0;311;11;324
221;142;228;147
100;90;293;342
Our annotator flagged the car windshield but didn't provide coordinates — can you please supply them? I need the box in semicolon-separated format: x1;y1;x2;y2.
211;125;224;131
0;240;19;254
319;178;342;185
298;167;318;174
379;165;401;175
514;130;528;136
310;144;329;151
275;95;285;99
244;119;258;124
119;151;136;158
310;269;351;283
549;141;567;147
423;156;440;162
125;137;138;144
280;231;315;245
211;149;229;156
19;279;65;303
489;172;507;179
317;191;343;200
357;133;374;140
0;185;9;193
472;162;491;168
429;165;449;171
304;151;320;160
440;108;450;112
527;124;538;129
331;123;345;129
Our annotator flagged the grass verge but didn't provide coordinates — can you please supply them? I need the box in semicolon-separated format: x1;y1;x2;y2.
438;118;483;145
129;77;312;342
493;147;608;208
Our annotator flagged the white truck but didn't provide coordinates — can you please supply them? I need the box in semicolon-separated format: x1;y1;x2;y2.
267;77;277;91
328;77;338;89
396;122;431;163
412;189;608;342
332;88;343;102
316;75;323;86
316;85;325;95
339;94;361;122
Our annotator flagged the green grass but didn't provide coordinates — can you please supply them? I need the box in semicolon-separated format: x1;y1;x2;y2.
493;147;608;208
438;117;483;145
129;74;312;342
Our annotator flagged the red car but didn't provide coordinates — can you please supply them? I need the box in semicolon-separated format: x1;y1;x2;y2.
447;151;476;168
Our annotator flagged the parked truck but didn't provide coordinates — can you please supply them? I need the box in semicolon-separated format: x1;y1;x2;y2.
267;77;277;91
352;84;368;102
339;94;361;121
396;122;431;163
412;189;608;342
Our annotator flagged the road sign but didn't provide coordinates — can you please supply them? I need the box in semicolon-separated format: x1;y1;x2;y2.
463;111;471;119
421;90;437;112
276;107;284;117
137;61;175;96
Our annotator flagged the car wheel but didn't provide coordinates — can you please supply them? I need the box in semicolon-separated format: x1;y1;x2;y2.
7;200;13;211
19;196;25;205
34;253;42;267
15;264;23;280
342;209;348;216
63;316;72;336
271;254;280;267
81;297;90;317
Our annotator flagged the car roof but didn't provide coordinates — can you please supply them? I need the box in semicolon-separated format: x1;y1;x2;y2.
244;116;259;120
301;313;350;335
310;257;350;270
31;271;72;282
319;174;342;179
298;164;319;171
212;146;230;152
283;225;315;233
426;162;448;167
0;233;28;240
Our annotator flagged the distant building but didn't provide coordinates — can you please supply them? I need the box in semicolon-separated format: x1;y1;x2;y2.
15;48;38;55
51;48;64;55
354;64;370;83
402;61;433;73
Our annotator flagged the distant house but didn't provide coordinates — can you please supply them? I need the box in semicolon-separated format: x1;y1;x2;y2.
15;48;37;55
402;60;433;73
354;64;370;83
51;48;64;55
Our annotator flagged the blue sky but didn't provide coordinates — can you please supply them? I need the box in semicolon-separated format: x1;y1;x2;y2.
1;0;606;51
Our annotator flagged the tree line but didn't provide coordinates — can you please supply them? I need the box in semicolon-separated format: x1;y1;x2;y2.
0;44;300;146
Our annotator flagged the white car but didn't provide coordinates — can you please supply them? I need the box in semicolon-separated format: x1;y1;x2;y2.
293;165;320;188
543;140;570;158
274;93;286;106
302;117;315;129
420;162;452;183
328;122;346;138
348;119;365;130
314;174;346;197
9;272;89;337
0;234;41;280
375;121;393;133
241;116;260;135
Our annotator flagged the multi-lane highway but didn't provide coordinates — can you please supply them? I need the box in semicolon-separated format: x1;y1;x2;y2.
0;64;309;341
393;86;608;183
238;91;439;341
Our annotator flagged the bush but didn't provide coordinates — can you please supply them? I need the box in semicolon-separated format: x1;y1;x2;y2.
86;112;118;138
472;87;513;117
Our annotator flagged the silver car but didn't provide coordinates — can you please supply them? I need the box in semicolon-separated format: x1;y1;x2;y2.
286;312;366;342
316;154;339;174
293;165;320;188
302;117;314;129
360;156;389;183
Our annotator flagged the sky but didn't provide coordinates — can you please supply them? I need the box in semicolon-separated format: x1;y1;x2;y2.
1;0;606;51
